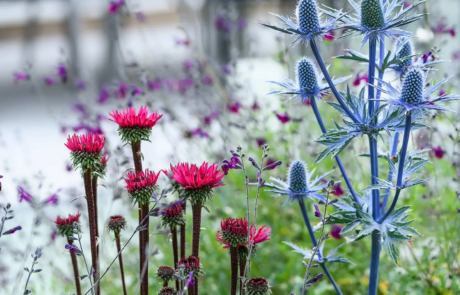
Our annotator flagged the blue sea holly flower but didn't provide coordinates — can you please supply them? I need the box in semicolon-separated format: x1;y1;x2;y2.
268;58;350;102
265;160;331;204
390;38;444;74
373;68;459;114
261;0;346;46
325;0;425;49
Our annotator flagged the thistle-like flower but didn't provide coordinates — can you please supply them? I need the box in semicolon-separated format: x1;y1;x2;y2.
109;106;163;143
156;266;177;284
124;169;166;205
65;133;105;172
216;224;271;258
54;213;81;237
389;38;443;74
373;68;458;113
245;277;272;295
218;217;249;248
94;154;109;178
170;162;224;205
261;0;345;46
268;58;349;102
176;255;205;280
106;215;127;235
265;160;330;203
157;287;177;295
325;0;425;48
159;200;186;228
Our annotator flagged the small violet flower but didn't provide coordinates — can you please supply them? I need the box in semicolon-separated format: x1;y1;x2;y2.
275;112;290;124
44;76;56;86
331;224;343;239
57;63;67;83
432;146;444;159
228;102;242;114
3;226;22;235
18;186;33;203
13;72;29;84
314;204;322;218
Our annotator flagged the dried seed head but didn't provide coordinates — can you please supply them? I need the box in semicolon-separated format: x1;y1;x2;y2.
288;160;308;194
245;277;272;295
158;287;177;295
401;68;424;104
361;0;385;29
297;58;319;92
156;266;176;282
296;0;321;33
396;38;414;69
107;215;127;234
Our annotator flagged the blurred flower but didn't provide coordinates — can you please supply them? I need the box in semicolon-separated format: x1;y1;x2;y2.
251;101;261;111
222;64;232;75
183;60;194;70
44;76;56;86
50;229;57;241
0;175;2;191
108;0;124;14
147;79;162;91
156;266;176;283
136;12;145;22
432;19;455;37
186;271;195;288
75;79;86;90
237;18;246;29
228;102;242;113
222;156;241;175
432;146;444;159
107;215;127;234
18;186;33;203
13;72;29;83
115;82;128;99
324;30;334;41
422;51;432;63
314;204;322;218
264;160;282;171
3;226;22;235
98;88;110;104
125;169;166;204
333;183;344;196
452;51;460;60
331;224;343;239
275;112;290;124
43;189;60;205
403;1;412;8
191;128;209;138
130;85;143;96
256;138;266;147
312;273;324;283
215;16;231;32
57;63;67;83
202;76;212;85
353;73;369;86
175;38;191;47
245;277;272;295
203;110;219;125
65;244;79;253
55;212;81;237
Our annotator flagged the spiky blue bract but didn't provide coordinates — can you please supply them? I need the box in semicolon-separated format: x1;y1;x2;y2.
288;160;309;193
297;58;319;92
400;68;423;104
395;38;413;69
297;0;320;33
361;0;385;29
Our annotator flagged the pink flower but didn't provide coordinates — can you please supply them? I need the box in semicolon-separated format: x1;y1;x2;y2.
18;186;33;203
57;63;67;83
256;138;266;147
44;77;56;86
432;146;444;159
124;169;166;193
170;162;225;190
183;60;194;70
65;133;105;154
275;112;290;124
44;189;60;205
331;224;343;239
439;89;447;97
324;30;334;41
227;102;242;114
108;0;124;14
353;73;368;86
248;224;271;246
202;76;213;85
109;106;163;128
13;72;29;83
333;183;344;196
204;110;219;125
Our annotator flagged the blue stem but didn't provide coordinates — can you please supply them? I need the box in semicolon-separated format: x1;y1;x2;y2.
298;198;343;295
375;39;385;110
380;132;400;215
367;38;381;295
310;96;359;203
379;111;412;223
310;39;360;124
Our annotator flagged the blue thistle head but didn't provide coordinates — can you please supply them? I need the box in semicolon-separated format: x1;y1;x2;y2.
288;160;308;194
297;58;319;92
400;68;424;104
296;0;321;33
396;38;413;69
360;0;385;29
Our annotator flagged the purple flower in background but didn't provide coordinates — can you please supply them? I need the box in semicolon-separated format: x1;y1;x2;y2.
331;224;343;239
44;76;56;86
452;51;460;60
227;102;242;114
312;273;324;283
202;76;213;85
439;89;447;97
66;163;72;172
251;101;260;111
203;110;219;125
186;271;195;288
333;183;344;196
98;87;110;104
147;79;162;91
18;186;33;203
222;64;232;75
314;204;322;219
175;38;191;47
116;82;128;99
191;128;209;138
403;1;412;8
136;12;145;22
422;51;433;63
130;85;143;96
256;138;266;147
65;244;78;253
432;19;456;37
3;226;22;235
75;79;86;90
222;156;240;175
57;63;67;83
264;160;282;171
108;0;124;14
43;189;60;205
183;60;194;70
275;112;290;124
50;229;57;241
0;175;2;191
215;16;231;32
73;103;89;118
432;146;444;159
237;18;246;29
13;72;29;84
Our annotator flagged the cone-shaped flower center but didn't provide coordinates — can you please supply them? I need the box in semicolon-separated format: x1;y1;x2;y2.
361;0;385;29
288;160;308;194
297;0;321;33
401;68;424;104
396;38;413;69
297;58;319;92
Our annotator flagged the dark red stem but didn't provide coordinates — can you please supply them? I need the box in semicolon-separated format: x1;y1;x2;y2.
115;233;128;295
191;202;202;295
68;238;82;295
239;258;246;295
180;202;186;259
230;246;239;295
92;176;99;268
171;226;179;291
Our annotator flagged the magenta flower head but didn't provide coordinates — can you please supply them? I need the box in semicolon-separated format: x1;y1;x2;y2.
218;217;249;248
170;162;225;205
245;277;272;295
217;224;270;258
107;215;127;235
275;112;290;124
18;186;33;203
176;255;204;280
432;146;444;159
159;201;186;228
108;0;124;14
125;169;166;205
156;266;176;284
43;189;60;205
94;154;109;178
2;225;22;235
13;72;29;83
57;63;67;83
44;76;56;86
158;287;177;295
55;212;81;237
331;224;343;239
65;133;105;172
109;106;163;143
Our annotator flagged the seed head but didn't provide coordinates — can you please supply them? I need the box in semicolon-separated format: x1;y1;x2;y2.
245;277;272;295
401;68;424;104
156;266;176;282
107;215;127;235
296;0;321;33
158;287;177;295
361;0;385;29
297;58;319;92
288;160;308;194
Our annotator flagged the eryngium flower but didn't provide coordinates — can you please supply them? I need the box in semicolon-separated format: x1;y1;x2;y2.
176;255;205;280
65;133;105;171
245;277;272;295
395;38;413;70
170;162;224;205
261;0;344;46
268;58;349;102
107;215;127;235
54;212;81;237
160;201;186;228
109;106;163;143
158;287;177;295
124;169;166;205
265;160;330;203
156;266;176;283
325;0;425;48
218;217;249;248
373;68;458;113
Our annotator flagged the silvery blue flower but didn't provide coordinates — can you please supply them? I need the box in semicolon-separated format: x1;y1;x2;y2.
267;58;350;102
325;0;425;49
390;38;444;74
261;0;345;46
373;68;458;113
265;160;331;204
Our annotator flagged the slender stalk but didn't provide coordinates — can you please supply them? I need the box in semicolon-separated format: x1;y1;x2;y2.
298;198;342;295
230;246;239;295
115;233;128;295
191;202;203;295
92;176;100;282
83;168;100;295
171;226;180;291
381;132;400;215
68;238;82;295
131;140;149;295
310;39;360;124
367;37;381;295
180;202;186;259
379;111;412;223
310;96;359;203
239;258;246;295
375;38;385;110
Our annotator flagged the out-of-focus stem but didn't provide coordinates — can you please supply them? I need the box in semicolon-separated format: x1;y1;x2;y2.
171;226;179;290
92;176;99;268
191;202;203;295
230;246;239;295
68;238;82;295
381;132;400;215
115;233;128;295
180;202;186;259
239;258;246;295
